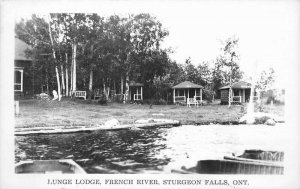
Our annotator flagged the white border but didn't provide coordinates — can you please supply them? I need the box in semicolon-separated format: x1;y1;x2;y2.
1;0;300;188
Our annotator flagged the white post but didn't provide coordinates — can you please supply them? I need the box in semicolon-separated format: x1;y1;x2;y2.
141;87;143;100
200;88;202;103
173;88;175;104
20;70;23;92
184;89;186;102
188;89;189;99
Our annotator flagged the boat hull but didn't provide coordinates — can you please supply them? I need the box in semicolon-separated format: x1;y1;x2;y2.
15;159;86;174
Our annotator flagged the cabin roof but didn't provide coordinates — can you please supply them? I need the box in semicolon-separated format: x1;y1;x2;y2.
172;81;203;89
129;81;143;87
15;38;32;61
219;81;252;90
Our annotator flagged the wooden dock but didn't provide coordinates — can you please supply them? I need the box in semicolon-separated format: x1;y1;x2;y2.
15;119;180;135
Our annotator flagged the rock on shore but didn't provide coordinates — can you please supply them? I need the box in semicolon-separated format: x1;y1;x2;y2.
239;112;284;125
104;118;120;127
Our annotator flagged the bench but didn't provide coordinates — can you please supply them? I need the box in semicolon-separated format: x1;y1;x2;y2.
194;96;202;105
74;91;86;100
187;98;199;107
93;89;101;100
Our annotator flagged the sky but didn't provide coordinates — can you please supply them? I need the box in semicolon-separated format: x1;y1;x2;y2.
13;0;300;88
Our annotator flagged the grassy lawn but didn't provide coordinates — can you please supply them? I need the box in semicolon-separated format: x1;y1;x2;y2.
15;98;284;128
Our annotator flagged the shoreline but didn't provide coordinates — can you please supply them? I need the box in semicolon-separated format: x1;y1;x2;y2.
14;99;284;135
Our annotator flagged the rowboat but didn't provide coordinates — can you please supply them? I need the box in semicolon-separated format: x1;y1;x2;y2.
15;159;86;174
196;159;284;174
172;150;284;174
196;150;284;174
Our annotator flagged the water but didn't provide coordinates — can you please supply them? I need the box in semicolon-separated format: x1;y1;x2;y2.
15;124;286;173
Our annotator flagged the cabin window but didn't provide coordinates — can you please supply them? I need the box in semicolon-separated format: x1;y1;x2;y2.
14;70;23;91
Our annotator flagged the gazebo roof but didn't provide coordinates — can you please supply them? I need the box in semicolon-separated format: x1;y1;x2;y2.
129;81;144;87
172;81;203;89
219;81;252;90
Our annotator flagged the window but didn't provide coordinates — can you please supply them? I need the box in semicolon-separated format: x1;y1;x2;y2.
14;69;23;92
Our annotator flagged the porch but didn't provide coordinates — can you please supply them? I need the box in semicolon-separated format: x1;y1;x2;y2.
220;81;259;105
172;81;203;106
129;81;143;101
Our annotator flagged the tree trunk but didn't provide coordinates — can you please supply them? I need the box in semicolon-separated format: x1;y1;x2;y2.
88;69;93;100
103;78;106;100
70;56;73;97
125;72;129;102
120;74;124;94
103;78;111;100
113;79;116;98
55;67;61;100
107;86;110;99
65;53;69;97
72;42;77;94
47;15;61;101
228;65;232;108
61;64;65;96
46;68;49;94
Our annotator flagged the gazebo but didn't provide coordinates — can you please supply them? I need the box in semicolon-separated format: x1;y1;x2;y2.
219;81;258;104
129;81;143;101
172;81;203;105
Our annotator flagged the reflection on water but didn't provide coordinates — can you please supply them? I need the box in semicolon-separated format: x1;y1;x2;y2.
15;125;286;173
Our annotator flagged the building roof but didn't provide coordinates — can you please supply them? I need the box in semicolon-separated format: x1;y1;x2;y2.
15;38;32;61
129;81;144;87
219;81;252;90
172;81;203;89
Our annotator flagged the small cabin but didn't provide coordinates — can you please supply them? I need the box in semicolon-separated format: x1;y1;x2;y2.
129;81;143;101
15;38;33;98
172;81;203;105
219;81;258;105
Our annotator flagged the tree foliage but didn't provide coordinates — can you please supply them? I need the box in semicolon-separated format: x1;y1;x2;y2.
256;68;275;92
15;14;248;103
211;36;243;98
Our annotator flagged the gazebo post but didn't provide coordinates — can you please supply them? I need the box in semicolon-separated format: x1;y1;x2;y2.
141;86;143;100
200;88;202;102
21;70;24;92
243;89;245;103
173;88;175;104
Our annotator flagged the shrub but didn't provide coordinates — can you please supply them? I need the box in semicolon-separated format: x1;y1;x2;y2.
202;89;214;102
98;96;107;105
